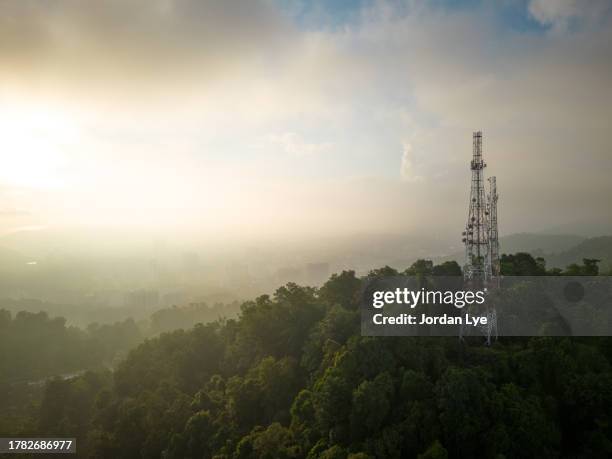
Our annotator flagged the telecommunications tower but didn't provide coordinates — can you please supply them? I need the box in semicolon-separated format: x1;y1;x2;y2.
462;131;491;282
461;131;499;344
487;176;500;282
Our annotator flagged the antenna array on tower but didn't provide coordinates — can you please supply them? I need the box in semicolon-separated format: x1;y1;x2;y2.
461;131;500;344
462;131;498;282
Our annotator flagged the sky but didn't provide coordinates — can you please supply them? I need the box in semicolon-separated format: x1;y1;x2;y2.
0;0;611;250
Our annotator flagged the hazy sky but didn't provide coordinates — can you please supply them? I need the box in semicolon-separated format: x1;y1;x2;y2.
0;0;611;246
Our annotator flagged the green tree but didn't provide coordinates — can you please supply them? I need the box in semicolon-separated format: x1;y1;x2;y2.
417;440;448;459
405;260;434;276
432;261;462;276
500;253;546;276
319;271;362;310
350;372;394;440
235;423;300;459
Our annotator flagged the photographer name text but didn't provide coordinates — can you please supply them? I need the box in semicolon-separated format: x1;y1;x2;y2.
372;313;487;326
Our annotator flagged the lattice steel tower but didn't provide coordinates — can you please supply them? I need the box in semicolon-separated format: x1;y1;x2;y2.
461;131;499;345
462;131;491;282
487;176;500;281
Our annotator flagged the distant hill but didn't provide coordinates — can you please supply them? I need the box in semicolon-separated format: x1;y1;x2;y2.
437;232;586;265
498;233;585;256
544;236;612;271
438;234;612;273
539;216;612;238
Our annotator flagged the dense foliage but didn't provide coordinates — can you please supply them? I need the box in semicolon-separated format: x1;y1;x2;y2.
0;300;239;385
0;310;141;384
4;255;612;458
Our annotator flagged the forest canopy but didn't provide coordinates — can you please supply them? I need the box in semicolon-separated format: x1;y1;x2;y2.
2;254;611;458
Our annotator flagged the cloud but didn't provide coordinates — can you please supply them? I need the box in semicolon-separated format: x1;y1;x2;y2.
267;132;333;157
528;0;610;30
0;0;294;97
529;0;580;27
0;1;611;238
400;142;423;182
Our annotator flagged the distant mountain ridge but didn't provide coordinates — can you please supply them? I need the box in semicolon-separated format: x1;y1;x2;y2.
498;233;585;256
544;236;612;271
439;232;584;264
438;233;612;272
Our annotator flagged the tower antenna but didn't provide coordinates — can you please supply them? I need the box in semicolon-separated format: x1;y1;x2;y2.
461;131;499;344
462;131;491;281
487;176;500;284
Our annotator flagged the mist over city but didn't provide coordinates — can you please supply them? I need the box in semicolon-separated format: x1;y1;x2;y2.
1;0;611;321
